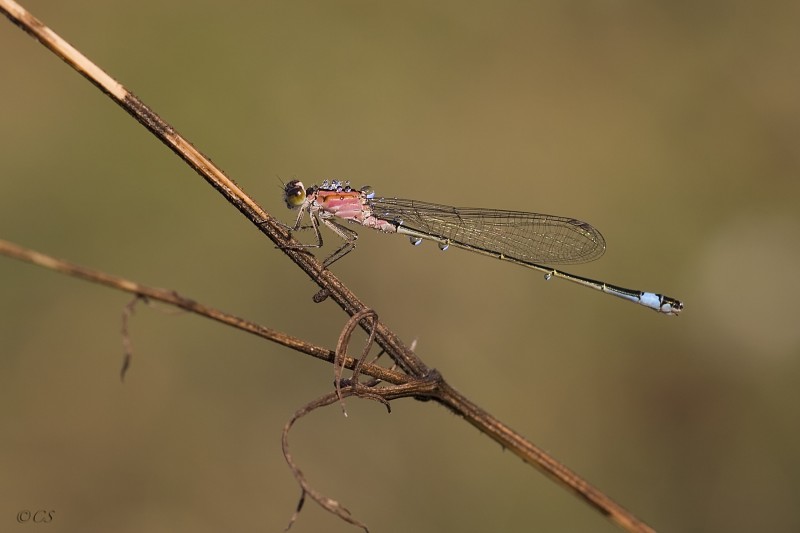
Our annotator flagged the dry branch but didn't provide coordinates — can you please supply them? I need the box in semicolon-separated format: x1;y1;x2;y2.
0;2;657;532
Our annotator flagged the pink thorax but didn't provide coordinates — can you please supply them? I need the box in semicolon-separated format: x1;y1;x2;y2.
313;189;397;233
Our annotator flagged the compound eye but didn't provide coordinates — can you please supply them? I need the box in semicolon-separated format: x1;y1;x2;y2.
284;180;307;208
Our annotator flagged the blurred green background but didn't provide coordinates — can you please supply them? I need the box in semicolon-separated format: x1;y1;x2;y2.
2;1;799;532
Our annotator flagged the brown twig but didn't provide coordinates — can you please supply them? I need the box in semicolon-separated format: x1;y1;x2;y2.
0;3;658;532
281;388;373;533
282;375;440;531
0;239;406;386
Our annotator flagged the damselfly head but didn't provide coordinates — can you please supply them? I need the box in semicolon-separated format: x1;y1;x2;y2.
283;180;307;209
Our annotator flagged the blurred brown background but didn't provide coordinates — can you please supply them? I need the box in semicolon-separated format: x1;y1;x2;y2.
2;1;799;532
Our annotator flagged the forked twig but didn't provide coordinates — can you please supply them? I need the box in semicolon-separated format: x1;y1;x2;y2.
0;3;658;532
282;374;441;530
0;239;405;387
282;389;371;533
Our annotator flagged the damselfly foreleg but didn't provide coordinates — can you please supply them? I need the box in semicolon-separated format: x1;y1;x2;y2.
318;217;359;267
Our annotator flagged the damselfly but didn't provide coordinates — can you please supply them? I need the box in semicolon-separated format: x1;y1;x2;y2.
282;179;683;315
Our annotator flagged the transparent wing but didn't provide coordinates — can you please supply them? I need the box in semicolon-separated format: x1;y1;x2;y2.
368;197;606;265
